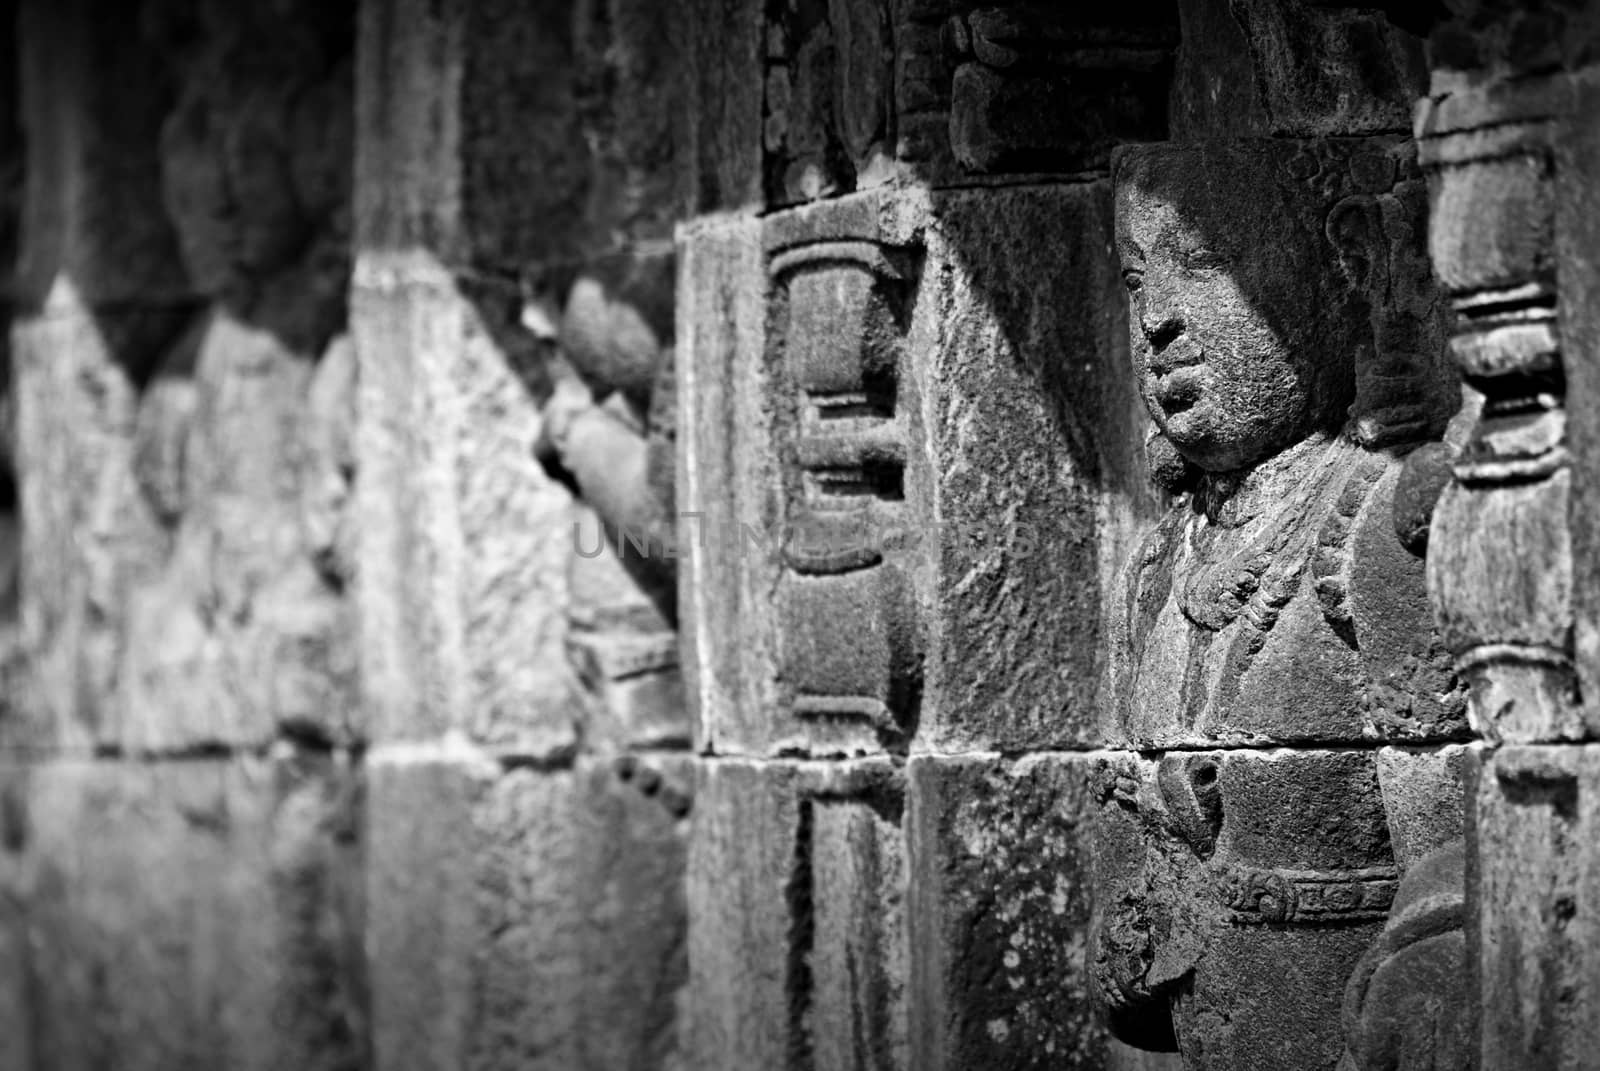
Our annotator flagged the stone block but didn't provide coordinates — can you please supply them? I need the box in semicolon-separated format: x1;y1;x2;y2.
762;2;1177;204
942;6;1176;179
687;757;907;1071
1472;744;1600;1071
675;213;765;753
367;748;691;1071
355;0;586;271
0;830;31;1071
1170;0;1425;140
906;753;1110;1071
680;187;1151;756
920;182;1151;752
120;312;358;753
672;0;764;213
11;308;167;752
3;752;365;1071
353;259;579;750
1376;743;1472;872
15;0;190;318
1094;747;1401;1069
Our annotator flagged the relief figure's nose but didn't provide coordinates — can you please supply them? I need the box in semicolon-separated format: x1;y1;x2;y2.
1139;291;1184;355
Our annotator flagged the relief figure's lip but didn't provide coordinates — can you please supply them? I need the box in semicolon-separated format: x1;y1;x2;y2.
1147;339;1204;376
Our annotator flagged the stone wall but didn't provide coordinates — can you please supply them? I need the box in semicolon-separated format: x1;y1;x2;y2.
3;2;1600;1071
1;0;696;1067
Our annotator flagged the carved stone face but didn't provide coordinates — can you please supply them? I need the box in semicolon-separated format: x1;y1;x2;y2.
1115;146;1359;473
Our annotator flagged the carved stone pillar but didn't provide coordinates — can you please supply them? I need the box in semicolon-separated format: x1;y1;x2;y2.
1413;4;1600;1066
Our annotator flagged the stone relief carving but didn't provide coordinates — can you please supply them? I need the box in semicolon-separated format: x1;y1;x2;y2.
766;209;924;747
941;4;1175;174
535;256;687;749
762;0;1177;201
1092;138;1469;1070
113;0;358;749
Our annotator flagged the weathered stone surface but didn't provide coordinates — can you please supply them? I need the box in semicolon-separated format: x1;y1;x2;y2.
1413;20;1600;1071
353;262;578;749
1376;744;1472;872
906;753;1109;1071
12;306;167;751
1561;70;1600;737
676;213;763;751
942;5;1176;178
1472;744;1600;1071
1170;0;1425;140
762;1;1177;203
687;757;906;1071
670;0;763;214
1341;839;1470;1071
683;187;1154;755
922;182;1152;752
118;314;357;752
2;753;365;1071
367;748;691;1071
0;876;31;1071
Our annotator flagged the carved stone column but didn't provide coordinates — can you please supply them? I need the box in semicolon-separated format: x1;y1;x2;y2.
1413;4;1600;1066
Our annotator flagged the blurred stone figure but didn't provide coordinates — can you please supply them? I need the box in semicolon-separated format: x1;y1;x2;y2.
534;258;686;750
1092;139;1470;1070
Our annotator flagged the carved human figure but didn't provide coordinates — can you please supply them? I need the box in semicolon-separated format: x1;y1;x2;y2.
1092;140;1467;1070
535;266;685;748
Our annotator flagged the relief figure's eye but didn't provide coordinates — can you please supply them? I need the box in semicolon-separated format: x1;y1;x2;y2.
1122;269;1144;293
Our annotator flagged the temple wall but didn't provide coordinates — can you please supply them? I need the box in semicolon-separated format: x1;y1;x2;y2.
0;2;1597;1070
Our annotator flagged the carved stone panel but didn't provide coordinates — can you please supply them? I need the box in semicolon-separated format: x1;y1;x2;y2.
680;194;928;757
683;185;1147;755
1106;138;1463;750
1094;135;1470;1071
761;0;1177;204
941;4;1176;176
